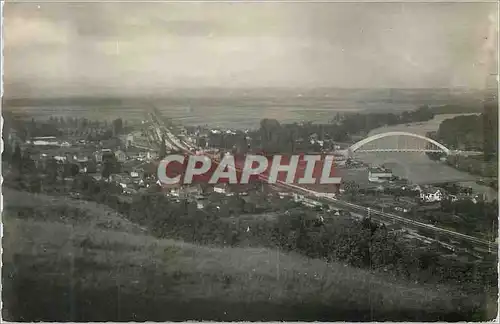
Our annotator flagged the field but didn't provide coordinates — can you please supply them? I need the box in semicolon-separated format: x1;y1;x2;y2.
4;88;478;129
2;100;361;130
2;188;493;321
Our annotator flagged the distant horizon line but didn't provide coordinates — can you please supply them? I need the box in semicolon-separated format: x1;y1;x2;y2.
3;86;495;101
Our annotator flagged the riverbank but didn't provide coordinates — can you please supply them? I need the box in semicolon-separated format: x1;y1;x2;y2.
355;114;497;201
430;110;497;190
444;154;497;189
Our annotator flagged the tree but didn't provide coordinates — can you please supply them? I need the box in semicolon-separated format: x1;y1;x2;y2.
46;158;59;184
159;135;167;159
28;176;43;193
2;142;12;163
21;150;37;173
259;119;281;153
483;101;498;162
12;144;22;166
343;180;360;199
112;118;124;136
102;160;114;180
64;163;80;178
86;161;97;173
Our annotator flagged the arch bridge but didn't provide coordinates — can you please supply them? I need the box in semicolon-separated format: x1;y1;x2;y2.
339;131;483;157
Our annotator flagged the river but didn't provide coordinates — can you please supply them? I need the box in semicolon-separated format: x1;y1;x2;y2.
346;114;497;201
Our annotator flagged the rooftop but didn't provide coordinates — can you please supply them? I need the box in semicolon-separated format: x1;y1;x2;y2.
368;167;391;173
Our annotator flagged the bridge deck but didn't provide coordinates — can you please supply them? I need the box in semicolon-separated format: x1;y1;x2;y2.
356;149;444;153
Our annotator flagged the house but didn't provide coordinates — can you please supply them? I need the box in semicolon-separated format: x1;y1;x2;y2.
123;187;137;195
292;193;305;202
169;188;180;197
94;149;114;163
168;185;201;198
183;185;202;196
30;136;59;146
126;134;134;148
54;155;67;162
102;149;115;163
101;138;121;150
195;196;208;209
301;197;322;208
114;150;127;163
314;192;336;199
214;183;228;194
278;192;293;199
91;174;103;181
471;194;485;204
420;187;444;203
94;151;103;163
196;201;206;209
73;154;89;163
368;167;393;183
146;151;158;160
408;184;423;193
394;206;410;213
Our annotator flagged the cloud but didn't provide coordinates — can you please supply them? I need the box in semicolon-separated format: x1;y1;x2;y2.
2;1;498;97
4;15;69;47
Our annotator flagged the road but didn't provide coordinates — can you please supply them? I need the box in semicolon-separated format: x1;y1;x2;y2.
324;196;494;247
149;111;193;152
148;108;497;253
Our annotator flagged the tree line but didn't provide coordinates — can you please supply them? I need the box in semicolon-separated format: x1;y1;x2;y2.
3;114;129;144
45;175;496;298
3;157;497;302
436;102;498;161
203;106;436;154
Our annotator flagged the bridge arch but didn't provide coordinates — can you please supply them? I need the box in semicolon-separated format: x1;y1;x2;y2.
349;131;451;155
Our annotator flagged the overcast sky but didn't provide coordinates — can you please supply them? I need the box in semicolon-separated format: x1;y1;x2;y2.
3;1;498;97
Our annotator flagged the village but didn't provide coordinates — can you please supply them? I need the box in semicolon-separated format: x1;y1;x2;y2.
2;112;491;249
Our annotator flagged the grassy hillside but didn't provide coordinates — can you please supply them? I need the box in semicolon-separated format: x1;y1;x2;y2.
2;189;493;321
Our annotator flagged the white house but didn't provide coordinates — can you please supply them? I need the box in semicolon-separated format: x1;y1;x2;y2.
54;155;67;162
196;197;208;209
73;155;89;163
314;192;336;199
420;188;444;203
214;184;233;195
292;193;305;202
214;186;226;194
411;184;423;192
302;198;322;208
368;167;393;183
114;150;127;163
278;192;292;199
126;134;134;148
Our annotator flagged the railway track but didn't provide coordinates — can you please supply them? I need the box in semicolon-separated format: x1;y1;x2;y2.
149;108;497;253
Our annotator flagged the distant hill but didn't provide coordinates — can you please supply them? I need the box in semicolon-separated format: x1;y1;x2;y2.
431;104;484;115
2;88;488;106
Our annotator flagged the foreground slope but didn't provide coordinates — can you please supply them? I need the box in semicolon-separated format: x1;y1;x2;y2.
2;189;489;321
